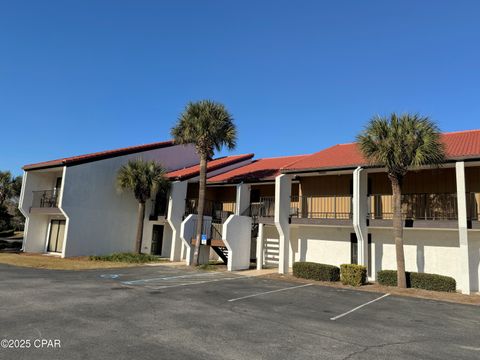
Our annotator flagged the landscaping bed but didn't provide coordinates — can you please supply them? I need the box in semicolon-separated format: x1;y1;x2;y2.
0;253;165;270
89;252;166;263
266;272;480;306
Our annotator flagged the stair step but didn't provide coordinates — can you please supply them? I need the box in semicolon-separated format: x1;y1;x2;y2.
265;243;279;247
265;250;278;254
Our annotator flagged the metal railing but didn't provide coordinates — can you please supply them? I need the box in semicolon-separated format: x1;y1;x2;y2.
185;198;235;222
290;195;353;219
367;193;479;221
245;196;276;218
189;217;213;240
188;217;224;241
32;189;60;208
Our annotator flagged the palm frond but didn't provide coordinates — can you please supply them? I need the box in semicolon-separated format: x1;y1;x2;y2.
117;159;169;203
171;100;237;157
357;113;446;178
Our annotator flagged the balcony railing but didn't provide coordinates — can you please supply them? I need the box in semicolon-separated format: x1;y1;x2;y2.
290;195;353;219
188;217;224;241
185;199;235;222
245;196;276;218
32;190;60;208
368;193;479;221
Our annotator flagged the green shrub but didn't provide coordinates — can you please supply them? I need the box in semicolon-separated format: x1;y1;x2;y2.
377;270;456;292
377;270;398;286
293;262;340;282
340;264;367;286
89;252;163;263
410;272;456;292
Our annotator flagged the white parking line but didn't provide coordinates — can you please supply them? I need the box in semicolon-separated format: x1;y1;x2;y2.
121;272;222;285
330;293;390;321
228;283;313;302
144;276;252;290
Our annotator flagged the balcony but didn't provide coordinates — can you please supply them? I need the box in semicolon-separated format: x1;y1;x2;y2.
149;192;169;221
368;193;480;229
244;196;276;223
290;195;353;225
184;199;235;223
30;189;62;214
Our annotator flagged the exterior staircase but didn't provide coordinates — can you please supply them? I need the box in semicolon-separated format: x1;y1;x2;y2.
263;238;280;267
212;246;228;263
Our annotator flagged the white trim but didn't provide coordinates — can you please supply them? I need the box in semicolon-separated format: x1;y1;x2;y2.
456;161;471;294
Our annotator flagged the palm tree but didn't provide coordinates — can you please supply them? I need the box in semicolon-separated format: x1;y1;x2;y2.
171;100;237;266
357;113;445;288
117;159;169;254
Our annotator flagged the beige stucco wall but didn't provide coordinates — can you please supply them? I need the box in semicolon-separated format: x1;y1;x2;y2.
288;224;480;292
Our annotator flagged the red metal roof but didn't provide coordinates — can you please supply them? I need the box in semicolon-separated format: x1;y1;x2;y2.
207;155;308;183
283;129;480;173
23;140;175;171
166;154;254;181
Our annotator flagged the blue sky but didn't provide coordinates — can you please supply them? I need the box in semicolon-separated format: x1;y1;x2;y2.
1;0;479;175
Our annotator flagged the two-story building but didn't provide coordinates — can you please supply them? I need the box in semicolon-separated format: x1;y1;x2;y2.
19;130;480;294
19;141;251;259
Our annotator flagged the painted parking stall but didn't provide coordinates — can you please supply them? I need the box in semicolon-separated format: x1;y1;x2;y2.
99;269;250;290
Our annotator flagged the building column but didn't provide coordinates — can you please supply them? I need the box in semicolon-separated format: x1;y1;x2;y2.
456;161;471;294
256;223;264;270
353;167;369;276
274;174;292;274
235;183;250;215
167;181;188;262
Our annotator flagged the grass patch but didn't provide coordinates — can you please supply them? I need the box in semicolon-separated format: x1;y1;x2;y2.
89;252;164;263
0;253;141;270
197;260;225;271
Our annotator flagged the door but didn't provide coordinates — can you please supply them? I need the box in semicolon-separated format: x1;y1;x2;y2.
48;220;66;253
151;225;164;256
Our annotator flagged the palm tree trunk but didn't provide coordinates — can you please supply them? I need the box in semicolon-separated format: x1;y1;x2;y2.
391;176;407;288
135;202;146;254
192;155;207;266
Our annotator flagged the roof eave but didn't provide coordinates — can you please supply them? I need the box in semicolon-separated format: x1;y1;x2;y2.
23;140;176;171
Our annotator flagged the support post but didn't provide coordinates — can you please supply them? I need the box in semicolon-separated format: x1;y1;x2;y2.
235;183;250;216
353;167;369;277
274;174;292;274
256;223;264;270
167;181;188;262
456;161;471;294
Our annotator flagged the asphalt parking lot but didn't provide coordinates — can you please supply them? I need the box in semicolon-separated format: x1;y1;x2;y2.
1;264;479;360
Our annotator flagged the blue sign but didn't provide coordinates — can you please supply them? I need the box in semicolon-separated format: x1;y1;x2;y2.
201;234;207;245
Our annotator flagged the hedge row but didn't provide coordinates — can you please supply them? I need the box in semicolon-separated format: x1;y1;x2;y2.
377;270;456;292
293;262;456;292
293;262;340;282
340;264;367;286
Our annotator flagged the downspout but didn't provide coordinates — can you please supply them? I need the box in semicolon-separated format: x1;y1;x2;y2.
18;171;28;252
352;167;369;277
58;166;70;258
